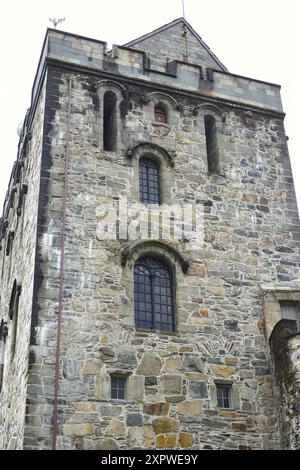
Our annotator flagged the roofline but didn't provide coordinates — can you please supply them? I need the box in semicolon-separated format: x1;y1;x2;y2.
46;27;107;46
123;17;228;72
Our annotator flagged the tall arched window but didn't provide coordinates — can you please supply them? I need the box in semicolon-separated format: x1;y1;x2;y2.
139;157;161;204
103;91;117;151
154;106;168;124
204;115;219;174
134;256;175;332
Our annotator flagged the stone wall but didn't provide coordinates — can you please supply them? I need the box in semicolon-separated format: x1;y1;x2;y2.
0;78;46;449
22;53;300;449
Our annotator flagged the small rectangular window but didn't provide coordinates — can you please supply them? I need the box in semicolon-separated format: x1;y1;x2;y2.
217;384;232;409
111;376;126;400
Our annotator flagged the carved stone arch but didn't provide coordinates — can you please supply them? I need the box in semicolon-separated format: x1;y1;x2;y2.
97;79;127;94
193;103;225;122
149;92;179;109
121;240;190;274
126;142;176;168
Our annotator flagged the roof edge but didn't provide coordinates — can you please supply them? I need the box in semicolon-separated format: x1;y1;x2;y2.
123;17;228;72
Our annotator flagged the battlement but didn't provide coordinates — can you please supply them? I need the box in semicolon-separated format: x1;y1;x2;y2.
33;29;283;115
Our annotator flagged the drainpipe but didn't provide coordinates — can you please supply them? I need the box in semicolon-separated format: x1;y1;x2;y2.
52;77;72;450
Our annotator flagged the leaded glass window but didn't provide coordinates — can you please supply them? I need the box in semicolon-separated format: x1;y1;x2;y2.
111;376;126;400
139;157;160;204
134;256;175;332
216;384;232;409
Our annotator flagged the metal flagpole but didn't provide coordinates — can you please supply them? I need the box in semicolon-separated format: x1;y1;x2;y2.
182;0;186;19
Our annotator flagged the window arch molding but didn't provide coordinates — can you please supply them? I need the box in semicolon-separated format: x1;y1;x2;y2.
126;142;175;168
193;103;225;122
121;240;190;274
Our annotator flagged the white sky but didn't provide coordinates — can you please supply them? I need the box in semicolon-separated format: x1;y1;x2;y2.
0;0;299;213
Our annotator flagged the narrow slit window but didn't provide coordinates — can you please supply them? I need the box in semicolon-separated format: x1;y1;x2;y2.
9;281;21;359
111;376;126;400
0;321;8;393
154;106;167;124
0;341;5;392
103;91;117;151
139;157;160;204
204;115;219;174
216;384;232;409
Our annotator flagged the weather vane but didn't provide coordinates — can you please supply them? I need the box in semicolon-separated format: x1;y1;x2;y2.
49;17;66;29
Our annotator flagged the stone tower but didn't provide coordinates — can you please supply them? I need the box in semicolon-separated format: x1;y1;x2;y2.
0;18;300;450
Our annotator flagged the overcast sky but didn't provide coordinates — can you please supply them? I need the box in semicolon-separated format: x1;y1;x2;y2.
0;0;299;213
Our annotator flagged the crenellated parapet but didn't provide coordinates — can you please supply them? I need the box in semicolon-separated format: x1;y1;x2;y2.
32;29;284;118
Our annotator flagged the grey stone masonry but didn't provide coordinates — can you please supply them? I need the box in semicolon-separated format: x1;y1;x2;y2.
0;18;300;450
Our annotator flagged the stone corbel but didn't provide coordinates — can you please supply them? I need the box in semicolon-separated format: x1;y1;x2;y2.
175;103;184;113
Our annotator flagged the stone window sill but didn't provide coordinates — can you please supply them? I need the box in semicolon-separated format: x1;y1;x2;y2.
110;399;130;405
152;121;171;129
135;328;179;337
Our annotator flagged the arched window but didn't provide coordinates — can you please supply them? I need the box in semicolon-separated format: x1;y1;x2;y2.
139;157;161;204
134;256;175;332
103;91;117;151
154;106;168;124
204;115;219;174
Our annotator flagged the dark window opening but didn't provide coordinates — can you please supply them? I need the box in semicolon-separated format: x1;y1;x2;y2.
6;231;14;256
217;384;232;409
134;256;175;332
204;115;219;174
111;376;126;400
139;157;161;204
0;321;8;393
103;91;117;151
9;281;21;358
154;106;167;124
17;184;28;217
